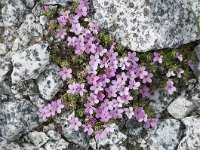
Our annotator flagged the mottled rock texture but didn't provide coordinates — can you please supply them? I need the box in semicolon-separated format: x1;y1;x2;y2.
37;64;63;100
11;43;50;83
147;119;182;150
178;116;200;150
92;0;200;52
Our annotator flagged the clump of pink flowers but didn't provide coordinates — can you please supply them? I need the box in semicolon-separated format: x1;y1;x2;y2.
38;99;65;121
41;0;195;139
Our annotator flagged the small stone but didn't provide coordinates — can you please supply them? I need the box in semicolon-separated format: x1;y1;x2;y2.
25;0;35;8
96;125;127;148
149;90;175;116
11;43;50;83
167;96;196;119
110;145;127;150
89;138;97;150
0;57;11;82
147;119;182;150
28;131;49;148
44;139;69;150
47;130;61;141
0;43;9;55
37;64;63;100
2;1;26;27
178;116;200;150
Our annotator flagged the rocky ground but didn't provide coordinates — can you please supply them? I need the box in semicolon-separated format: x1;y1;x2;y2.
0;0;200;150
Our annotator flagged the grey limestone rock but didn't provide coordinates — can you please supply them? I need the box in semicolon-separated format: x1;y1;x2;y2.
0;99;39;140
0;57;11;82
147;119;182;150
93;0;200;52
167;96;196;119
194;44;200;83
0;43;9;55
37;64;63;100
44;139;69;150
28;131;49;148
2;0;26;27
178;116;200;150
11;43;50;83
95;124;127;148
149;90;175;116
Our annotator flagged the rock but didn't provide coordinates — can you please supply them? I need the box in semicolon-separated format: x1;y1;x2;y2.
28;131;49;148
44;139;69;150
11;43;50;83
0;99;39;140
126;119;146;140
92;0;200;52
21;143;38;150
37;64;63;100
29;95;46;108
41;0;78;5
0;43;9;55
89;138;97;150
12;14;45;51
110;145;127;150
24;0;36;8
0;57;11;82
47;130;61;141
11;80;38;98
2;0;26;27
2;143;21;150
167;96;196;119
178;116;200;150
149;90;175;116
95;125;127;148
147;119;182;150
55;111;89;149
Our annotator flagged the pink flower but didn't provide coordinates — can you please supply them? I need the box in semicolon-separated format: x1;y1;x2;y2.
177;68;184;78
67;83;78;94
47;103;56;116
67;36;77;47
105;68;116;78
90;82;103;94
82;124;94;135
145;118;159;128
188;60;194;70
142;73;153;83
124;107;135;119
68;15;79;24
166;70;176;78
106;49;118;61
38;107;48;121
54;99;65;113
70;23;83;35
69;117;82;131
176;52;183;62
88;93;99;105
56;29;67;39
75;4;88;17
59;67;72;80
153;52;163;63
43;5;49;11
86;74;99;85
96;92;105;101
100;110;112;122
89;21;99;35
139;86;150;99
60;10;70;20
77;84;87;97
134;107;145;122
105;86;117;98
84;103;95;115
164;80;176;95
75;45;86;55
57;16;67;26
128;52;139;64
89;55;100;70
129;80;140;90
86;43;97;54
119;57;130;70
120;94;133;104
135;66;148;79
101;99;113;111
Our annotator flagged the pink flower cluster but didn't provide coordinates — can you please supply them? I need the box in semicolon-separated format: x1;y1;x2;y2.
53;0;159;138
38;99;65;121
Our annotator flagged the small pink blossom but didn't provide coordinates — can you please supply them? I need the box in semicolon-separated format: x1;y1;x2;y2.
59;67;72;80
164;80;176;95
166;70;176;78
69;117;82;131
139;86;150;99
153;52;163;63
